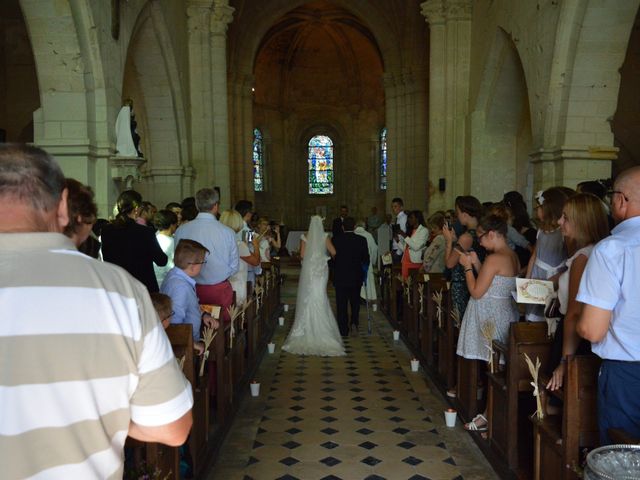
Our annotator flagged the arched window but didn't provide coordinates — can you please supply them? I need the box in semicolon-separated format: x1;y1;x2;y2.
308;135;334;195
379;127;387;190
253;128;264;192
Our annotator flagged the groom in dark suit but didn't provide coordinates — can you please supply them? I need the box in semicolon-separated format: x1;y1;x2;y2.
331;217;370;337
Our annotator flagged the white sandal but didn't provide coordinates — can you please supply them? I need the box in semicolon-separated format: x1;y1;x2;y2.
464;414;488;431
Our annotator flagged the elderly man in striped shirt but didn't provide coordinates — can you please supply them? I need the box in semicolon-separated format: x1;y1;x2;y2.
0;144;193;479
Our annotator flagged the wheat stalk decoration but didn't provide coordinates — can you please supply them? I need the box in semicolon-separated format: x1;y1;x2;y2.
227;304;243;349
177;355;186;371
480;320;497;373
523;353;544;420
254;284;264;311
451;306;461;329
417;283;425;315
405;275;412;304
199;326;217;377
432;289;443;328
240;298;252;330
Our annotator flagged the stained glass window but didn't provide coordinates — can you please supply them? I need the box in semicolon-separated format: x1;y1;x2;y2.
253;128;264;192
379;127;387;190
308;135;334;195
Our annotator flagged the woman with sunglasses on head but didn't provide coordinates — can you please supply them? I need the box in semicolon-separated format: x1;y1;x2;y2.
545;193;609;398
456;214;520;432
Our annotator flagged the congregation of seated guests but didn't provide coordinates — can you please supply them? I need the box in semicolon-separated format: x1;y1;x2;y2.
45;150;640;461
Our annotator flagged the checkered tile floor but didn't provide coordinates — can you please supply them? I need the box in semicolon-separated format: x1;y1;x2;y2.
207;263;497;480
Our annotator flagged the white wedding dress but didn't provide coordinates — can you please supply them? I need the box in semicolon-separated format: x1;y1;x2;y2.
282;216;345;356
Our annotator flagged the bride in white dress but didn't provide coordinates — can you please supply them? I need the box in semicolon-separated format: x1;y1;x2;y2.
282;216;345;356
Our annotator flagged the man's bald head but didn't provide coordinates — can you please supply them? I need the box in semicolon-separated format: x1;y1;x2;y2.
612;166;640;222
614;166;640;202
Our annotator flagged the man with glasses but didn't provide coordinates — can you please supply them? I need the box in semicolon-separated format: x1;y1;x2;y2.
161;239;219;353
0;144;193;478
577;166;640;445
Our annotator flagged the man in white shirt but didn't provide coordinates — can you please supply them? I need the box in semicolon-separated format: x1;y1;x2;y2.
577;166;640;445
391;197;407;263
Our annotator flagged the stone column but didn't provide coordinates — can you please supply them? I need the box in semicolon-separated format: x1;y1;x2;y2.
421;0;472;212
530;146;617;194
209;0;234;209
187;1;214;192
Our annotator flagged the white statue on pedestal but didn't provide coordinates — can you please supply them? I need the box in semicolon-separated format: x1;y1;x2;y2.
115;100;138;157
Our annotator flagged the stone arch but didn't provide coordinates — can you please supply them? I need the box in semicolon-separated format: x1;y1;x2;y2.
123;1;190;206
612;5;640;175
470;28;533;203
539;0;639;187
0;0;39;143
229;0;428;216
19;0;109;173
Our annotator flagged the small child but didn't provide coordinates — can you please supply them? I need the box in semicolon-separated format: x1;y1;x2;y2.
161;239;219;354
150;292;173;329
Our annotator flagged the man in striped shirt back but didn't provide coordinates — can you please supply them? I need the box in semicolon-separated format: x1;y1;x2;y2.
0;144;193;479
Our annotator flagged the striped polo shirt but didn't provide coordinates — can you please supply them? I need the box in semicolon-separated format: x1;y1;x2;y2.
0;233;193;479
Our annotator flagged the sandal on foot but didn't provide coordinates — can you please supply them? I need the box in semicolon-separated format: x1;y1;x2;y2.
464;414;488;432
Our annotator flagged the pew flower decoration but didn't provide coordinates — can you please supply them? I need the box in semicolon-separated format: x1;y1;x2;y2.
199;326;217;377
451;306;461;329
254;284;264;311
177;355;186;371
405;275;412;304
480;320;496;373
523;353;544;420
227;304;243;349
432;289;443;328
240;298;252;330
417;283;425;315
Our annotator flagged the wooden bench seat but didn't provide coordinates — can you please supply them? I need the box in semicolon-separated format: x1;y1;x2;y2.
533;354;601;480
486;322;552;471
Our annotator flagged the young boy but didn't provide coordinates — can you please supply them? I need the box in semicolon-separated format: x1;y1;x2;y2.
150;292;173;329
161;239;219;354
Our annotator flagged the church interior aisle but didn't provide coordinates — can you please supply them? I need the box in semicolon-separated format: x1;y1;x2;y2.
208;264;497;480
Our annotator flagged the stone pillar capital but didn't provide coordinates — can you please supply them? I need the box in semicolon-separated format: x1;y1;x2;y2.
421;0;445;25
210;1;234;35
421;0;472;25
187;5;210;34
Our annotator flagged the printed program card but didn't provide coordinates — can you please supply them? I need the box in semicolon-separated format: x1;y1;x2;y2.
515;278;554;304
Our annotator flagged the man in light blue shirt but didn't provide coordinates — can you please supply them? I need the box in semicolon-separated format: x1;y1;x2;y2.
161;239;218;351
174;188;239;317
577;166;640;445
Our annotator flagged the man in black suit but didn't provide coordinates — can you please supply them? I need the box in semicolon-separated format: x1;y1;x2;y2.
331;205;349;238
331;216;370;337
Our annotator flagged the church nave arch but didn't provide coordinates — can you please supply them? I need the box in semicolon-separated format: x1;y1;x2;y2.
122;1;190;208
0;0;39;144
469;27;533;205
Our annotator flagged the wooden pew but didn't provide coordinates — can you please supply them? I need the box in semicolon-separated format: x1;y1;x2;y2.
380;264;393;316
402;270;420;348
165;324;209;477
533;355;601;480
434;280;455;390
486;322;552;471
390;265;402;330
456;356;481;423
420;273;447;369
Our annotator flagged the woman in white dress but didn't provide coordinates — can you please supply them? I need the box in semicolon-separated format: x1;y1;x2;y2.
282;216;345;356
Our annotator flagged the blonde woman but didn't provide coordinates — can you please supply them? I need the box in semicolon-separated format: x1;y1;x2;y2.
220;210;260;305
545;193;609;393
